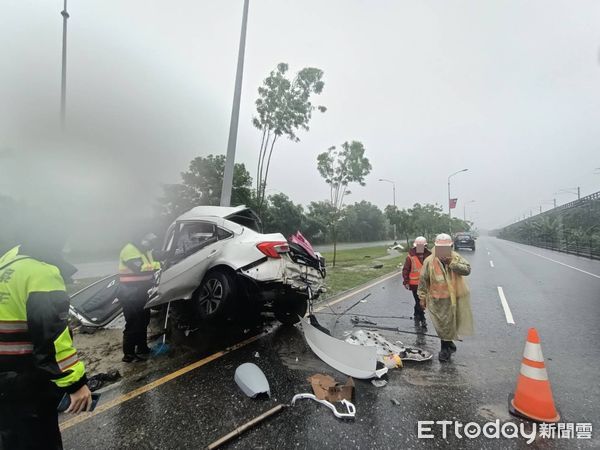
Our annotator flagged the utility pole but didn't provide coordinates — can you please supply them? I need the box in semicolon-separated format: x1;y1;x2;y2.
220;0;249;207
60;0;69;131
447;169;468;233
553;198;557;208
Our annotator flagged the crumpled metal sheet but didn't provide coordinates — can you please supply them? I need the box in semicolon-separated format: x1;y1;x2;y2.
300;317;388;379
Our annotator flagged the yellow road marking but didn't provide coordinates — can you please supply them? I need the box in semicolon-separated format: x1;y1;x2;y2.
60;331;270;431
61;270;401;431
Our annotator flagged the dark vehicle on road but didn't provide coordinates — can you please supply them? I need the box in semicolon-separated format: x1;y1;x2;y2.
454;232;476;251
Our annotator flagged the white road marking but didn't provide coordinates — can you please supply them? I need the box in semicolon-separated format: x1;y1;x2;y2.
497;286;515;324
507;244;600;280
489;260;494;268
314;271;402;312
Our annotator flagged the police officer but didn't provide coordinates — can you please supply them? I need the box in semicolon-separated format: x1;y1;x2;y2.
0;205;92;449
118;232;161;362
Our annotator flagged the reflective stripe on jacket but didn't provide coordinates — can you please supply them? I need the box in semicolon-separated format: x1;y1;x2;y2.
429;258;451;299
0;246;87;393
408;256;423;286
118;243;160;283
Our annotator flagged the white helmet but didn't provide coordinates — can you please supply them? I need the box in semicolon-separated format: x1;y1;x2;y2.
413;236;427;247
434;233;453;246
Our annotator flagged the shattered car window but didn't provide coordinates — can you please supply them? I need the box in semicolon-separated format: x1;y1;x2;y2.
174;222;217;258
226;210;263;233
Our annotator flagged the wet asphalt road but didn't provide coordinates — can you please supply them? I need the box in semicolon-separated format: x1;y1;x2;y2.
61;237;600;449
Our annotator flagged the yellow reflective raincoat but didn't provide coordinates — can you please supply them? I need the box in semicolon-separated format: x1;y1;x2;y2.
417;250;474;340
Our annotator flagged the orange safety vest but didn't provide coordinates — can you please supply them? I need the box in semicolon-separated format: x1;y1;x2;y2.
429;258;450;299
409;255;423;286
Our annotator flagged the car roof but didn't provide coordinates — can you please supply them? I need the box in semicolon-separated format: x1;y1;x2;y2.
176;205;250;221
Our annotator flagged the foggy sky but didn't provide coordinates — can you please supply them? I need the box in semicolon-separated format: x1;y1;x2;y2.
2;0;600;233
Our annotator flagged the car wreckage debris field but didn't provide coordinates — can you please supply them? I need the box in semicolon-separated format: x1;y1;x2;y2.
60;237;600;449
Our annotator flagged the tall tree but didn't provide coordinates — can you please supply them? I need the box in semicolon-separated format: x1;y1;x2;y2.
262;193;305;238
317;141;372;266
253;63;326;213
338;201;389;242
304;200;337;244
157;154;252;221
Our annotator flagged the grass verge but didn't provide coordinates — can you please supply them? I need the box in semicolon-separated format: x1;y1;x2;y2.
320;246;405;298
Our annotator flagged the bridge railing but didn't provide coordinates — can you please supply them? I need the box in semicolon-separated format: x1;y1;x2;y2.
497;190;600;260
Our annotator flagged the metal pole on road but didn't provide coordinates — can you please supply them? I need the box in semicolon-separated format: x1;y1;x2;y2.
220;0;249;207
447;168;468;233
60;0;69;131
379;179;397;240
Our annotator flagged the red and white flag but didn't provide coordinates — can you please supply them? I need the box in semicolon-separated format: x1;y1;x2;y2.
449;198;458;209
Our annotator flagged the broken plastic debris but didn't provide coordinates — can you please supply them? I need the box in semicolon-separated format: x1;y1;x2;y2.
234;363;270;398
308;374;354;403
291;393;356;420
300;317;388;379
391;398;401;406
346;329;432;365
254;352;260;358
371;379;387;388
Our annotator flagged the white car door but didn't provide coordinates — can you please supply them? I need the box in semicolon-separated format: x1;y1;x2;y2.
153;220;229;304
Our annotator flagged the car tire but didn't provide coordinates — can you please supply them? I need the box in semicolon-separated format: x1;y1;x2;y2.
273;295;308;325
195;271;235;319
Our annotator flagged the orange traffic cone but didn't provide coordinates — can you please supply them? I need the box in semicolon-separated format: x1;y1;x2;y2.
509;328;560;422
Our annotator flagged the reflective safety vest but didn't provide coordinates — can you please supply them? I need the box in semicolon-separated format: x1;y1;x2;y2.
0;246;86;390
409;255;423;286
118;243;161;283
429;258;451;299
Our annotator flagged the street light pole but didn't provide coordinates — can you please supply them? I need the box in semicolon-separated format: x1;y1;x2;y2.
378;179;397;240
60;0;69;131
220;0;249;207
447;169;468;233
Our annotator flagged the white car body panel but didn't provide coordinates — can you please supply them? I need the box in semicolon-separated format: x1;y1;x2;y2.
146;206;325;309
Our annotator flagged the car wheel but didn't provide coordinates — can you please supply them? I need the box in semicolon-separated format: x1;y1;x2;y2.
471;245;476;251
273;295;308;325
195;271;235;319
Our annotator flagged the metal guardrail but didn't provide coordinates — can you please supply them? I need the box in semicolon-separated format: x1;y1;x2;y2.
500;237;600;260
498;190;600;260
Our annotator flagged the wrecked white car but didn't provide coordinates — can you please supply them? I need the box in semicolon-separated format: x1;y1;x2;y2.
147;206;326;325
70;206;326;328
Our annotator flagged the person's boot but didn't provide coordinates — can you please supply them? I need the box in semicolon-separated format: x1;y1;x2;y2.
447;341;457;353
123;333;137;362
439;341;451;362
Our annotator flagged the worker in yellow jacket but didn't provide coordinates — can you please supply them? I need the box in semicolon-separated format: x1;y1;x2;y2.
417;233;474;362
0;205;91;449
118;233;161;362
